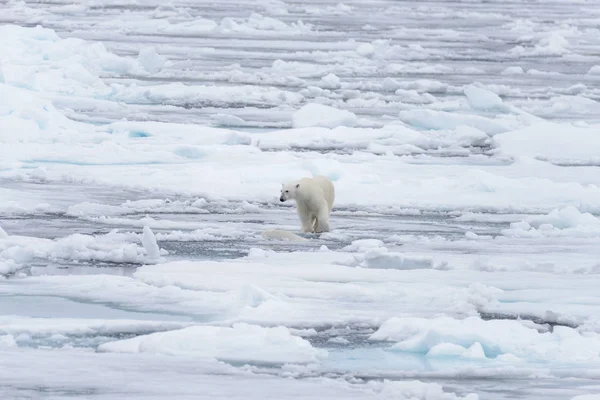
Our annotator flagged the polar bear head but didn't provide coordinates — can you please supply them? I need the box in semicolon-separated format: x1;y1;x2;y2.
280;182;300;202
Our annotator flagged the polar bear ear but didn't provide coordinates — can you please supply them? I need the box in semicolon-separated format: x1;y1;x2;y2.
296;184;300;188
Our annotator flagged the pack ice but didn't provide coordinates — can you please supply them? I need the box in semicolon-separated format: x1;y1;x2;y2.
1;1;600;399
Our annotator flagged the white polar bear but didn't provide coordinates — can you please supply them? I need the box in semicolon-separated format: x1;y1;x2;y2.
279;175;335;233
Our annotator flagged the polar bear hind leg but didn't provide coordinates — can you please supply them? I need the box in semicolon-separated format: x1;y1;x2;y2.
310;213;318;232
315;208;330;233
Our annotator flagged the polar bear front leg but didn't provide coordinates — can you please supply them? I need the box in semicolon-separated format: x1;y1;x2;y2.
300;213;314;233
296;202;314;233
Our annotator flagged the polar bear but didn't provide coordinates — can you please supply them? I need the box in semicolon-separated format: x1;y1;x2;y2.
279;175;335;233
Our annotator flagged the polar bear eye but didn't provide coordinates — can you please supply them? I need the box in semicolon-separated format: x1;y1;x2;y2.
285;190;289;193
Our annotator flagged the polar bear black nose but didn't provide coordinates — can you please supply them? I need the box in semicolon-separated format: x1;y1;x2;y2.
280;197;285;202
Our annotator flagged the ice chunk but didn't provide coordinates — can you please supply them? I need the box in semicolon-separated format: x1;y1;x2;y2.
292;103;357;128
219;13;312;34
1;230;154;266
213;114;247;127
319;73;341;89
0;335;17;348
399;109;509;135
141;226;161;261
371;316;600;363
0;225;7;239
375;380;478;400
503;207;600;238
261;229;308;242
493;122;600;164
427;343;468;357
98;323;327;365
501;66;524;75
106;121;251;145
0;316;188;337
463;342;487;359
0;260;21;276
587;65;600;75
138;47;166;74
343;239;385;252
382;77;403;91
360;249;435;270
356;43;375;57
526;206;600;229
464;85;505;111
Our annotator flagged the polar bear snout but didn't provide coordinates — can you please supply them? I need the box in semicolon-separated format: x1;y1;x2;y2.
279;196;285;202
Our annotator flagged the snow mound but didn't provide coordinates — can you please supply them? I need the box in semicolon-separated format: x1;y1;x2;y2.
292;103;357;129
493;122;600;164
98;323;326;365
370;316;600;363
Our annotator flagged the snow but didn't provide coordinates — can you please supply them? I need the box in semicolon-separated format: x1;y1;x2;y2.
98;323;326;365
2;0;600;398
292;103;357;129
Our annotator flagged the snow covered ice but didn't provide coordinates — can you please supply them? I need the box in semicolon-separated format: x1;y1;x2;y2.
2;0;600;399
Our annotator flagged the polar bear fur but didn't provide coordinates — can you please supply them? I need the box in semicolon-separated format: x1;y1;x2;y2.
279;175;335;233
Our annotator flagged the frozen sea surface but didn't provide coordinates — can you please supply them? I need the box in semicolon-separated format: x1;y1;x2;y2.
2;1;600;399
